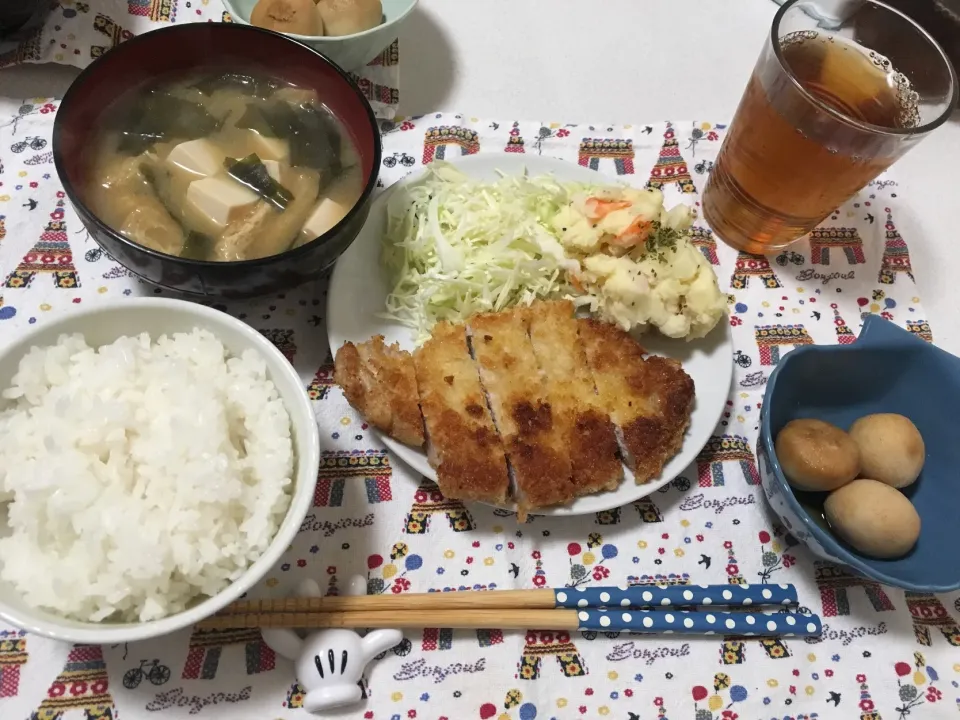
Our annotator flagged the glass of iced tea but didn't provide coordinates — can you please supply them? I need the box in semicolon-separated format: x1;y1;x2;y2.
703;0;958;254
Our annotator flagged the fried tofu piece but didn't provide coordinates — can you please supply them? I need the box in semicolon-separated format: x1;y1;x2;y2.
213;201;275;262
413;322;510;505
334;336;425;447
526;301;623;495
94;154;185;256
578;318;695;483
469;309;576;513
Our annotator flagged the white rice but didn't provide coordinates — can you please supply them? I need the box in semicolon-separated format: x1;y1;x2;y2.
0;329;294;623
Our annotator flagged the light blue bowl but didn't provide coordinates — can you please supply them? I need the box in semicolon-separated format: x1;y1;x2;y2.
759;314;960;592
220;0;417;72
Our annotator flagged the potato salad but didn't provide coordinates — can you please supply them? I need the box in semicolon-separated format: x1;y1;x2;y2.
551;186;727;339
381;162;726;342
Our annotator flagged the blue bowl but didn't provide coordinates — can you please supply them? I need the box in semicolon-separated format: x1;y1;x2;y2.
758;314;960;592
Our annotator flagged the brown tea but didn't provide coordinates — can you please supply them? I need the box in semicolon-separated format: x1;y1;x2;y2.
703;32;919;254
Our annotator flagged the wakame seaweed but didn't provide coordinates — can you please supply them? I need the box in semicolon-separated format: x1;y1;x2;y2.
235;101;342;179
116;87;221;154
234;104;287;138
116;131;167;156
224;154;294;210
181;231;213;260
288;103;342;177
192;72;280;98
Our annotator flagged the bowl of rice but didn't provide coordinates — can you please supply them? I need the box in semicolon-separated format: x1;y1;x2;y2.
0;298;320;643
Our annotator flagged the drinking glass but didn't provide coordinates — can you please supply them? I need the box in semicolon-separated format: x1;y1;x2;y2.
703;0;958;254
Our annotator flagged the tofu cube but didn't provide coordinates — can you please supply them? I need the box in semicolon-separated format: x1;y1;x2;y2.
187;176;259;227
262;159;283;183
166;138;225;177
301;195;351;240
244;131;289;162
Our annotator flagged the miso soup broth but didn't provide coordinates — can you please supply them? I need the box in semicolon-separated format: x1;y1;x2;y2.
82;70;363;262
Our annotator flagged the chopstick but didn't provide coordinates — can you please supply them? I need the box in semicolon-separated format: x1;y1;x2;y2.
197;607;822;637
197;584;812;635
208;583;798;619
552;583;798;609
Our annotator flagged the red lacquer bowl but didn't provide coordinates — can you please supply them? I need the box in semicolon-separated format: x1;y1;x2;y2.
53;23;382;298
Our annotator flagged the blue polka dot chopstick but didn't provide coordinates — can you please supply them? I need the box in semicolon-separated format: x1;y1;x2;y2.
199;605;821;638
572;608;821;637
200;583;819;637
208;583;797;621
553;583;798;609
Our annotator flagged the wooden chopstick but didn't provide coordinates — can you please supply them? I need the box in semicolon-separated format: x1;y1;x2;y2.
196;607;823;637
213;589;555;617
200;608;567;631
210;583;798;619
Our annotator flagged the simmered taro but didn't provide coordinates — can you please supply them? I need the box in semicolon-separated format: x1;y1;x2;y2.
81;70;362;262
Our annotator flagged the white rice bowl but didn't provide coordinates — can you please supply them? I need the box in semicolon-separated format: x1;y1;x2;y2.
0;297;320;645
0;329;293;622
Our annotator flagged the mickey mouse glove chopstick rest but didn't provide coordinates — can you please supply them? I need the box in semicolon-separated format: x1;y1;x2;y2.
260;577;403;713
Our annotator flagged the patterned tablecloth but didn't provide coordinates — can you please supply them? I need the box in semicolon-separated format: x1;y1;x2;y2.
1;38;958;720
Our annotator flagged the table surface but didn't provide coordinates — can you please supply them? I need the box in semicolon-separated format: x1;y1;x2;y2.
1;0;957;349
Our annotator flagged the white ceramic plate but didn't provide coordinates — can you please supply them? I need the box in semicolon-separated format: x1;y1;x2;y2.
328;154;732;516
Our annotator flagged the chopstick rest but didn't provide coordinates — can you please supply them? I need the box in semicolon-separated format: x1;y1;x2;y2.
554;583;798;609
259;575;401;715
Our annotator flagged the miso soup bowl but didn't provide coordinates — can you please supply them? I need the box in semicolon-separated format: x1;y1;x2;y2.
221;0;418;72
53;23;381;300
758;314;960;592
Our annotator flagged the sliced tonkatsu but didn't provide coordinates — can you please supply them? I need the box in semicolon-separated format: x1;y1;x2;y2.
578;317;695;483
333;335;425;447
525;301;623;495
468;309;576;513
333;301;696;509
412;321;511;505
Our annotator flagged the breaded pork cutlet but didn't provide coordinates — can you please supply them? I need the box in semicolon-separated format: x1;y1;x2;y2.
578;318;695;483
413;321;511;505
525;301;623;495
469;309;576;513
334;336;425;447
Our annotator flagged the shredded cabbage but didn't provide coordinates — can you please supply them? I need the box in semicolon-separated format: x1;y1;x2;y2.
380;161;726;343
381;162;581;344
